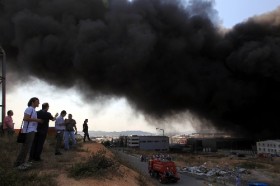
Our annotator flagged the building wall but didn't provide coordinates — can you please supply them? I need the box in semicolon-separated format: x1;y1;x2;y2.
202;139;217;152
187;138;255;152
127;135;140;148
188;138;217;152
257;140;280;155
216;138;254;150
139;136;169;151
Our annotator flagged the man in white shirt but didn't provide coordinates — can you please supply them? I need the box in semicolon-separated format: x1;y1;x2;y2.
54;110;67;155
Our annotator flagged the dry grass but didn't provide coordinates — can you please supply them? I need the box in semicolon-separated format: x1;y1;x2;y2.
0;136;59;186
0;135;145;186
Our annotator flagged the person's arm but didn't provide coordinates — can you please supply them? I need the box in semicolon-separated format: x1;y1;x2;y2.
55;117;65;127
50;113;59;121
74;120;77;134
60;119;67;126
23;113;42;123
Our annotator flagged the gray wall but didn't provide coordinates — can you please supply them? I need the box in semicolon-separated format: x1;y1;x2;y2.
139;136;169;151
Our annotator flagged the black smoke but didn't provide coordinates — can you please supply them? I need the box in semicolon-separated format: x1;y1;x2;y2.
1;0;280;139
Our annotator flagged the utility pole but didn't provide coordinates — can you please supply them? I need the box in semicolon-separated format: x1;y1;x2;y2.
156;127;164;136
0;46;6;131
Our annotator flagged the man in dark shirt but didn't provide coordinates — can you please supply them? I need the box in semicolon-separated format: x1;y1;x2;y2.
83;119;91;142
29;103;58;161
64;114;77;150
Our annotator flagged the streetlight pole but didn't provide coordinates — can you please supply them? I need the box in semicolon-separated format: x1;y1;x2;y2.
0;46;6;130
156;127;164;136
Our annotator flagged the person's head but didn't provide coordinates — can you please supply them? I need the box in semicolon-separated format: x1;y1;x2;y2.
27;97;40;108
60;110;67;117
7;110;13;116
84;119;88;123
68;114;72;119
42;103;49;111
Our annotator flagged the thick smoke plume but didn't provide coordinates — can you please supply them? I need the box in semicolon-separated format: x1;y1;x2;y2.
1;0;280;139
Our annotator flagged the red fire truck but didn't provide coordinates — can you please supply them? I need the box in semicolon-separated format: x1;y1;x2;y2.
148;159;180;183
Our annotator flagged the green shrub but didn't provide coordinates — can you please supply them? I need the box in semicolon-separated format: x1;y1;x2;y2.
101;140;111;147
68;150;116;179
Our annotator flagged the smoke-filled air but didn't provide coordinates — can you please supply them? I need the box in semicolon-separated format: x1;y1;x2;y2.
1;0;280;139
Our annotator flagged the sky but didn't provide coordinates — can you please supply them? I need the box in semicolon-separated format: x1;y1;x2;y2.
214;0;280;28
4;0;280;133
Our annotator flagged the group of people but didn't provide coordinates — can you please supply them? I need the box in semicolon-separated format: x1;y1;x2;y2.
9;97;91;170
54;110;76;155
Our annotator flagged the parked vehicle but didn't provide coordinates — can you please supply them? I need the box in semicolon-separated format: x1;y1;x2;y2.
148;158;180;183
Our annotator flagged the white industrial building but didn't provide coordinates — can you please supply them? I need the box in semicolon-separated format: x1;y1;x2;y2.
256;140;280;155
127;135;140;148
127;135;169;151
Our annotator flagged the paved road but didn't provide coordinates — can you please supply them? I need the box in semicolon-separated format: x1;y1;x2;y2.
115;150;209;186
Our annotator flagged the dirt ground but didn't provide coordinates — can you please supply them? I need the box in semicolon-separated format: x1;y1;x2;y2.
52;143;142;186
173;152;280;185
40;142;280;186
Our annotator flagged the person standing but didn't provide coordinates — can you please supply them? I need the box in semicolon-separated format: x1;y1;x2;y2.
83;119;91;142
3;110;15;137
29;103;58;161
54;110;67;155
64;114;77;150
14;97;43;170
